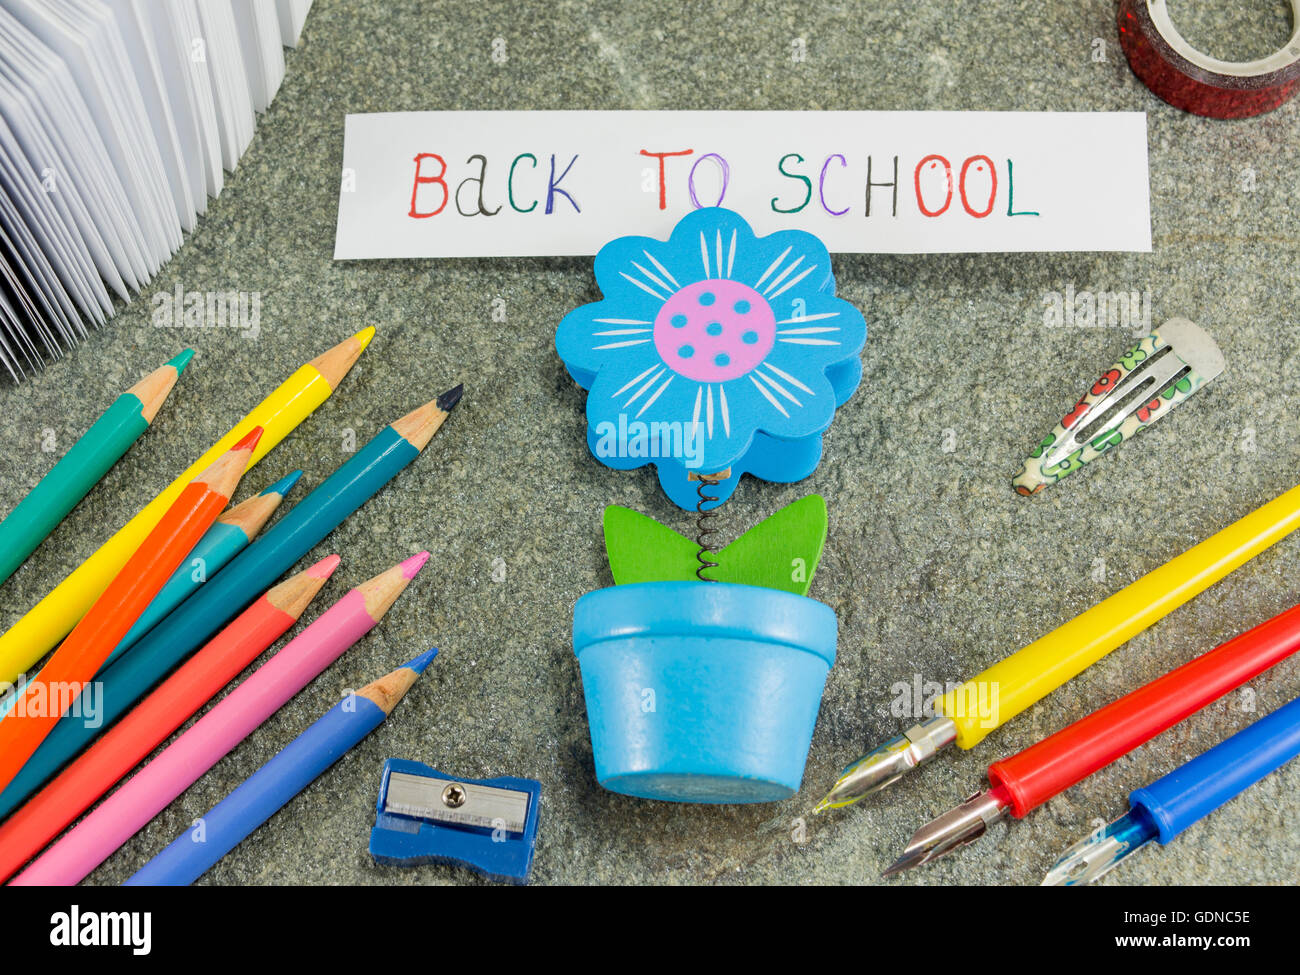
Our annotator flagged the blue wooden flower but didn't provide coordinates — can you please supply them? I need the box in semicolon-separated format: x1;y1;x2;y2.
556;207;866;508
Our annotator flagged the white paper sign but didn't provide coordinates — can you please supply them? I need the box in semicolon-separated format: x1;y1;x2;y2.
334;111;1150;258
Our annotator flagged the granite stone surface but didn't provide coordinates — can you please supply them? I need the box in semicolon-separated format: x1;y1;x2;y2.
0;0;1296;886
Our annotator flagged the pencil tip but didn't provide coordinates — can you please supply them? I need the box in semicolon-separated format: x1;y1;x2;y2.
232;426;265;453
407;647;439;673
168;348;196;373
400;551;431;579
261;469;303;496
353;326;376;351
309;330;372;389
436;383;464;412
309;554;342;578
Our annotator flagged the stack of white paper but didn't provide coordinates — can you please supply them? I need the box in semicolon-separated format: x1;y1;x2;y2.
276;0;310;48
0;0;310;380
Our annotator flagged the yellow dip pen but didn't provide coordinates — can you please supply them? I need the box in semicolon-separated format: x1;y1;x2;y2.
815;480;1300;813
0;328;373;688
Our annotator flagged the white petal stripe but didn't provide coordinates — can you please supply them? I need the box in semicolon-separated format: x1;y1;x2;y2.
769;264;817;299
763;255;805;296
619;271;666;301
636;376;674;418
644;251;680;290
763;362;816;396
614;363;660;396
624;367;666;407
755;245;792;289
631;260;671;293
756;369;801;406
750;374;790;418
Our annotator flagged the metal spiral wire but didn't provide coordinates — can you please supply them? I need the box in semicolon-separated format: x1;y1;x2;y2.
694;473;723;581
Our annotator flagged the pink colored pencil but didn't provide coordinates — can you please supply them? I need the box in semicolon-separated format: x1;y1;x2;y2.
11;551;430;886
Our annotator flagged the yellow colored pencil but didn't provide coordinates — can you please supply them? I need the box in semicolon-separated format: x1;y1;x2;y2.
0;328;373;688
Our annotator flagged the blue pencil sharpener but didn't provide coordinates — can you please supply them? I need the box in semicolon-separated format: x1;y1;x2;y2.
369;758;541;884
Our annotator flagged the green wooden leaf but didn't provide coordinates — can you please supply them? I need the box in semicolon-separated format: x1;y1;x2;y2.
602;495;828;595
602;505;701;586
717;494;827;594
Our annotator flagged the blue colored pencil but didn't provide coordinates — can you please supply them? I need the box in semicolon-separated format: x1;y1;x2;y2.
101;470;302;670
0;386;461;820
126;649;437;885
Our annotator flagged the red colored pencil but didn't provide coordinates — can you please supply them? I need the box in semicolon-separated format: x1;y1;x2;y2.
0;554;340;882
0;428;264;792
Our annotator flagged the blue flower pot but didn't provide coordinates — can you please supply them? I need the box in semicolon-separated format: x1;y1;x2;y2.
572;581;837;803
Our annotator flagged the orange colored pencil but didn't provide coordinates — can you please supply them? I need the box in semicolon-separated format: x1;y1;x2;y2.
0;427;264;792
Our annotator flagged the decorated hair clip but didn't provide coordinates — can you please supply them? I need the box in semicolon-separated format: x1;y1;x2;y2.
557;209;866;804
556;207;866;509
1014;318;1224;495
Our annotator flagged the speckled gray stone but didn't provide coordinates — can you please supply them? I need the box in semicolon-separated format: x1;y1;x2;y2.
0;0;1297;886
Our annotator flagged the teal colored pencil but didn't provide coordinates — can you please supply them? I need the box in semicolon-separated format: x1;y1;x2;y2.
0;385;462;820
126;649;437;886
100;470;303;671
0;474;301;715
0;350;193;587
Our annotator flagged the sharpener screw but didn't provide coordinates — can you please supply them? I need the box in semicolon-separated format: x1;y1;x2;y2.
441;783;467;808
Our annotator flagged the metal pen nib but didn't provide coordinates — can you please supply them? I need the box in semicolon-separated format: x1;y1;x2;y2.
882;788;1012;877
813;715;957;813
1042;809;1155;886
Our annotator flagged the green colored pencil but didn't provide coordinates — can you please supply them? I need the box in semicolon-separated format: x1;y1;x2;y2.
0;349;194;587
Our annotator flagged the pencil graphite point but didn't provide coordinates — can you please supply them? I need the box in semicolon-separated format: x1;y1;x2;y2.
392;387;462;452
357;551;431;621
401;551;432;579
217;469;300;538
308;329;373;390
408;647;439;673
267;556;343;618
437;383;464;412
130;354;191;423
260;470;303;496
309;554;343;579
167;348;196;374
358;649;438;714
231;426;265;454
198;428;265;496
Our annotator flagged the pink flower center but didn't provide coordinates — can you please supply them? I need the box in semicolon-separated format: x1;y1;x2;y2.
653;280;776;383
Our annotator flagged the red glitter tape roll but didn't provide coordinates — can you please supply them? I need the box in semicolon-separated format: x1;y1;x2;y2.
1118;0;1300;119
